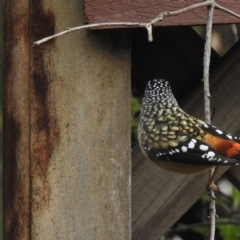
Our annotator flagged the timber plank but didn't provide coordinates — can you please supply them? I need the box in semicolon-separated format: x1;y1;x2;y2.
226;167;240;191
132;39;240;239
132;145;228;239
85;0;240;28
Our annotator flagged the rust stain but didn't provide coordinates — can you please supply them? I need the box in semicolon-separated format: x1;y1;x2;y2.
3;114;22;240
31;1;56;42
31;2;60;179
4;0;60;237
3;1;30;239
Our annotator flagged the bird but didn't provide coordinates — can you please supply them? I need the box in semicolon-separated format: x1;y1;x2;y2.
138;79;240;188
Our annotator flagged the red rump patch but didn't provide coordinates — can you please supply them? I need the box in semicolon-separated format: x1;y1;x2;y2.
215;139;240;158
204;133;240;158
226;142;240;158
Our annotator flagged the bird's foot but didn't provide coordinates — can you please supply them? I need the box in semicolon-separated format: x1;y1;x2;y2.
206;184;218;200
206;182;219;193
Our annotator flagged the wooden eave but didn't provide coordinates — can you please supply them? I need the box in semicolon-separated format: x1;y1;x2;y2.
84;0;240;28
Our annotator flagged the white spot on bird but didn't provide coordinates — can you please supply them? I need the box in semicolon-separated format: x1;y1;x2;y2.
188;141;195;149
216;129;223;134
226;134;233;139
181;146;188;152
199;144;209;151
207;151;215;158
202;151;215;160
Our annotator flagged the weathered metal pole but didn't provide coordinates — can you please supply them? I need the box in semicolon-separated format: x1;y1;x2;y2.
4;1;131;239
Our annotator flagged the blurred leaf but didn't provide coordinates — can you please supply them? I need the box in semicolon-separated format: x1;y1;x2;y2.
131;97;141;145
218;224;240;240
232;187;240;211
192;226;210;237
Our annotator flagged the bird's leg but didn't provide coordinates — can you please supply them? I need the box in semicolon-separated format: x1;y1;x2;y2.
206;166;219;192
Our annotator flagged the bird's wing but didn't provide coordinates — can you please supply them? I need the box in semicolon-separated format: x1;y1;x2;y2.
144;137;240;166
199;123;240;160
201;123;240;143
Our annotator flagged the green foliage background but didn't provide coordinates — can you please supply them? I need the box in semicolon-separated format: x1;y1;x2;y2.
131;96;141;146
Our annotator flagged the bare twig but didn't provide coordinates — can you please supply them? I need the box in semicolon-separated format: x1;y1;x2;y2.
215;3;240;19
34;1;211;46
33;0;240;46
149;1;211;25
146;24;153;42
202;1;217;240
203;3;214;125
33;1;211;45
33;22;147;45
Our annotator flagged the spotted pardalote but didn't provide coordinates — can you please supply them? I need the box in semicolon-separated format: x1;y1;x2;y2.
138;79;240;175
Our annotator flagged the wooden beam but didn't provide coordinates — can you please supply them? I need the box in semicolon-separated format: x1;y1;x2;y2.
85;0;240;29
225;167;240;191
4;1;131;239
132;146;228;239
132;39;240;239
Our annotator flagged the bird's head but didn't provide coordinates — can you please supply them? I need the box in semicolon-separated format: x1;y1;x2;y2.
142;79;177;106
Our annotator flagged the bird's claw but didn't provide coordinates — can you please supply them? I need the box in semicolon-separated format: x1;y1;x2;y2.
206;183;219;193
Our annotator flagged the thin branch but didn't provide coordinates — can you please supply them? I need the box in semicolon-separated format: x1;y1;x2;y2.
34;1;211;46
34;2;208;46
33;22;147;46
146;24;153;42
203;4;214;125
149;1;211;25
215;3;240;19
209;186;217;240
33;0;240;46
202;1;217;240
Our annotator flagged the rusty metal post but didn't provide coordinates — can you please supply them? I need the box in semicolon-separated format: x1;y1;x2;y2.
3;0;31;239
4;1;131;239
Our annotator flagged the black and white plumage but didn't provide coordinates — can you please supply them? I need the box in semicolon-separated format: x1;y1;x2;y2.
138;79;240;174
